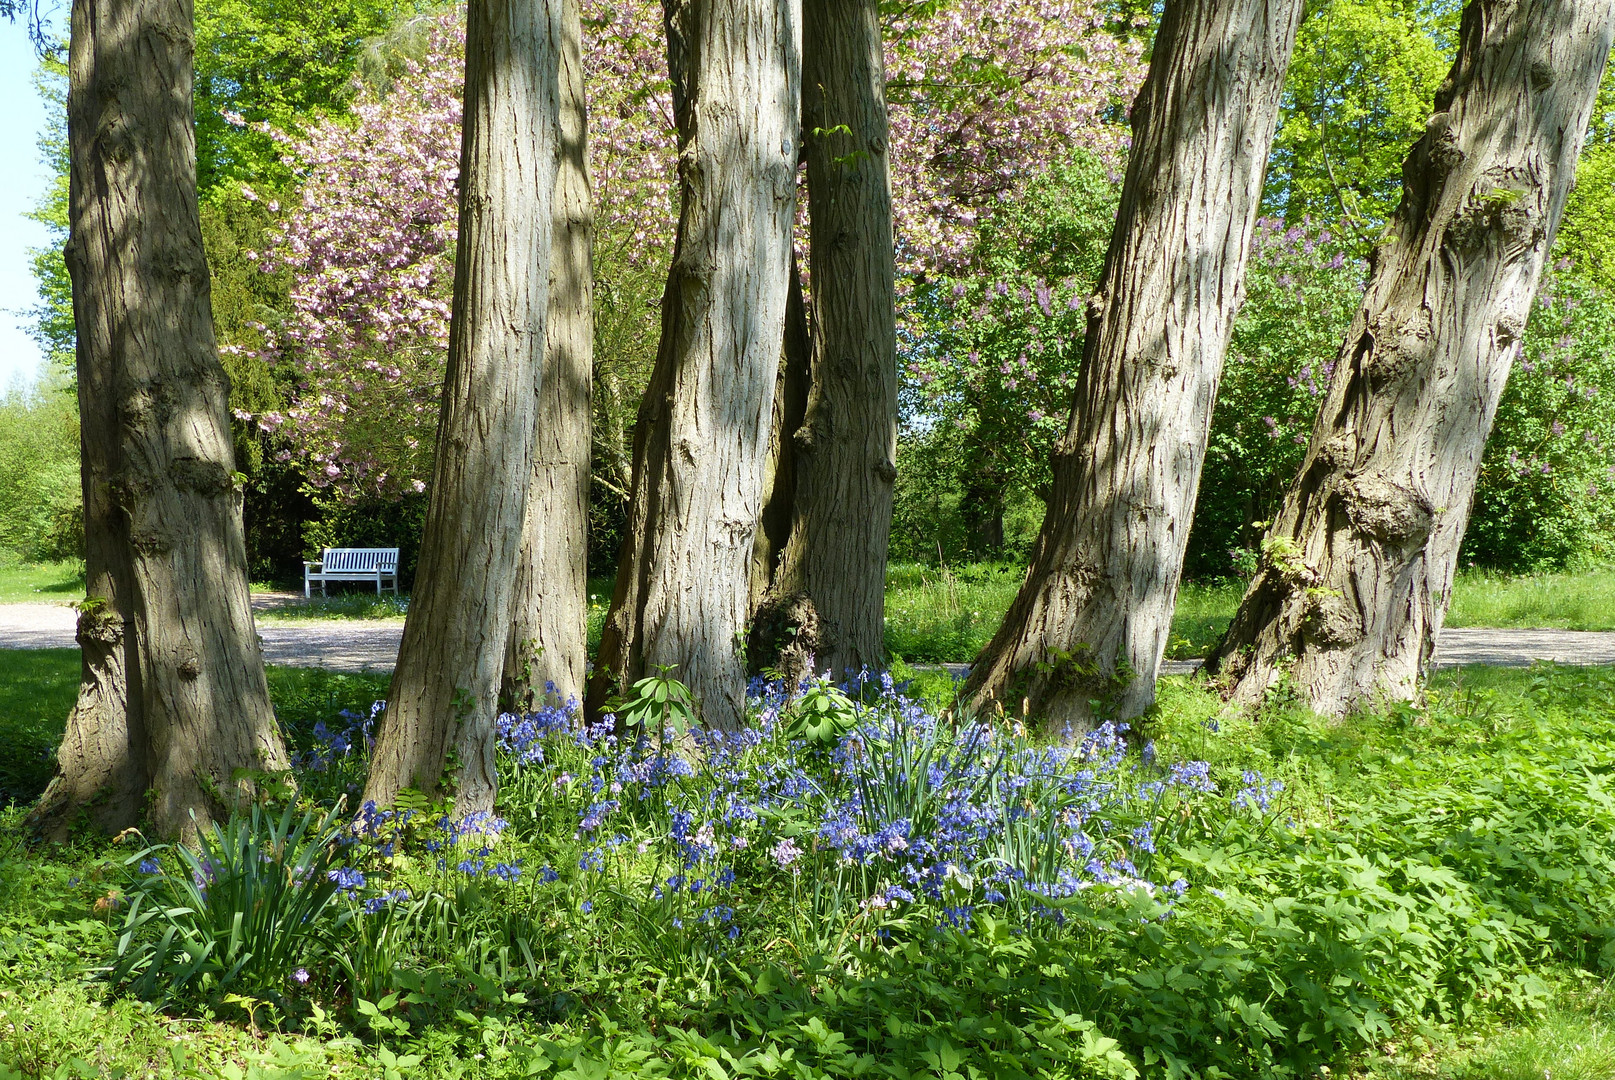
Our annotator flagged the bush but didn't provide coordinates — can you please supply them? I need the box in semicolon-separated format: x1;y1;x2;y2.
1463;266;1615;570
895;151;1118;562
1190;218;1364;579
0;377;81;564
0;666;1599;1077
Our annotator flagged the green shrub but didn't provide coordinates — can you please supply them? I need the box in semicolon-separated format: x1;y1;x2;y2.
1464;267;1615;570
0;378;81;564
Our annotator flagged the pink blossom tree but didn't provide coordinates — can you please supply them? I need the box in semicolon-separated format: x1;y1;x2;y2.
247;1;1145;502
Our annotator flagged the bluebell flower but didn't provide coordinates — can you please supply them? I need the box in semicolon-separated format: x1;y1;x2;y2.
327;866;365;894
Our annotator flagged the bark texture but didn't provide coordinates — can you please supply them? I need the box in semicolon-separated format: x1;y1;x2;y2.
749;257;811;615
503;0;593;713
588;0;802;730
367;0;560;813
961;0;1303;729
30;0;288;840
751;0;897;686
1208;0;1615;714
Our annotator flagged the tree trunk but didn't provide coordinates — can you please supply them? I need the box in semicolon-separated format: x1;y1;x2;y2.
750;0;897;685
960;0;1304;730
748;255;810;617
503;0;593;713
366;0;560;813
961;475;1006;560
30;0;289;841
1208;0;1615;714
587;0;802;730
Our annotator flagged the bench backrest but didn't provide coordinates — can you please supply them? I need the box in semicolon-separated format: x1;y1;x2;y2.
321;547;399;572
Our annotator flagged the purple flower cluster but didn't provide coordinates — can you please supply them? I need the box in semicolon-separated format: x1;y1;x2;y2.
495;686;579;765
297;703;381;773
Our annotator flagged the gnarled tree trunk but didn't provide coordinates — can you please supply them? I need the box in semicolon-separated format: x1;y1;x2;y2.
30;0;289;841
1208;0;1615;714
587;0;802;730
367;0;561;813
961;0;1304;729
750;0;897;686
503;0;593;713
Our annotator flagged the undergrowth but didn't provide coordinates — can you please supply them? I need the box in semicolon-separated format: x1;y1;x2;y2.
0;663;1611;1077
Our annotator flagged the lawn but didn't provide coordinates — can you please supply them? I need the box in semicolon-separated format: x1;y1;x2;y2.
0;555;83;605
1446;564;1615;631
0;649;79;806
883;562;1615;663
2;654;1613;1078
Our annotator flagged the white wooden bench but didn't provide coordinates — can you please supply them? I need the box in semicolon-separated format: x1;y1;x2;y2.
303;547;400;597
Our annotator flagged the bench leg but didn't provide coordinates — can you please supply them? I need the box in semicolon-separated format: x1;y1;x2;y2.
304;573;311;599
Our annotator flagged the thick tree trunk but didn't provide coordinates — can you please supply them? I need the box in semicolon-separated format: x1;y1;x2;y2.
367;0;560;813
30;0;289;841
748;256;810;617
587;0;802;730
750;0;897;685
1208;0;1615;714
960;0;1303;730
503;0;593;713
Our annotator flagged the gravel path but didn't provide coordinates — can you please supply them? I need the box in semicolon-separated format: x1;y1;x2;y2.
2;602;1614;674
0;603;405;673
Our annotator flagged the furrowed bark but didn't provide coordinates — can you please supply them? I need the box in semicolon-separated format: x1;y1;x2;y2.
749;255;811;617
1208;0;1615;714
504;0;594;713
31;0;288;841
961;0;1304;730
751;0;897;686
29;332;145;840
587;0;802;730
368;0;561;813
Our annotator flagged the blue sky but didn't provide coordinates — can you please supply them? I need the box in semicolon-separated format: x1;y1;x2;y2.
0;23;54;392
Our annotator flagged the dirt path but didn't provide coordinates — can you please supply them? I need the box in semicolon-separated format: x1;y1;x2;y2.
2;603;1614;674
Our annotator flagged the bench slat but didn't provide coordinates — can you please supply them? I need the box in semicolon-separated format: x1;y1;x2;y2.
306;547;399;596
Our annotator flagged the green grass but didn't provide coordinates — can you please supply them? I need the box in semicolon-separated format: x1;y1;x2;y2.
0;554;83;605
883;562;1615;664
0;648;79;806
254;590;410;621
1448;564;1615;631
1348;976;1615;1078
883;562;1245;663
18;557;1593;667
0;651;390;809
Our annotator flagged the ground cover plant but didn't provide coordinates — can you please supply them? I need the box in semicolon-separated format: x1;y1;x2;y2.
3;661;1613;1078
